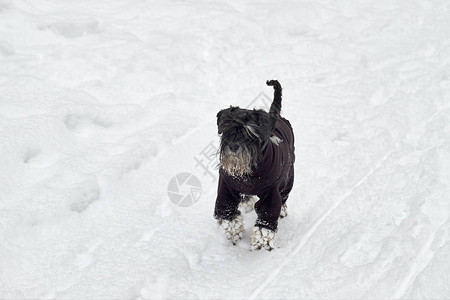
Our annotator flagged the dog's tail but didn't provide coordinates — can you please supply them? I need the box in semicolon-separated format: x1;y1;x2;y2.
266;80;282;115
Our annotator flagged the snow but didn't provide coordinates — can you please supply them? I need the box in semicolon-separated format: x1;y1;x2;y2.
1;0;449;298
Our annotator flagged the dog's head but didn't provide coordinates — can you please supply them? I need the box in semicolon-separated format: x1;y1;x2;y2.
217;106;277;177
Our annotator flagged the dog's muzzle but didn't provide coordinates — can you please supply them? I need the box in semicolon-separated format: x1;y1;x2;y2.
228;143;240;152
220;147;253;177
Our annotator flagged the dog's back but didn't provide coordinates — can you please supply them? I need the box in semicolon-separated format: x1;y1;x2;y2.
273;117;294;157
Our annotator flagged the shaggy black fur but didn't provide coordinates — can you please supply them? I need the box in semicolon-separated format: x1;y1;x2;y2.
217;107;277;174
214;80;295;232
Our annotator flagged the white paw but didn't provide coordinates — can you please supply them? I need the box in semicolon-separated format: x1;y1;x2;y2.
251;226;277;251
218;214;244;245
280;203;288;218
239;195;258;213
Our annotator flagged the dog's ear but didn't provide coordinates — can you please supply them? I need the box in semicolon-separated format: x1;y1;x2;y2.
217;110;225;134
217;106;240;134
254;110;278;140
217;108;232;134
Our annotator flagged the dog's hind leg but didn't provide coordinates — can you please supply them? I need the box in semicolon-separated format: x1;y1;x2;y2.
238;194;258;213
279;165;294;218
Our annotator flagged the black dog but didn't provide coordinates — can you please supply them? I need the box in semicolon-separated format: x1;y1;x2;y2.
214;80;295;250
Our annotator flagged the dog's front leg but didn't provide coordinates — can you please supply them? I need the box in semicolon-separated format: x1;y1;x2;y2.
217;214;244;245
251;189;281;251
214;177;244;245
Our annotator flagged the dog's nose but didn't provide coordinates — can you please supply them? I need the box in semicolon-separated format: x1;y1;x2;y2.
229;144;240;152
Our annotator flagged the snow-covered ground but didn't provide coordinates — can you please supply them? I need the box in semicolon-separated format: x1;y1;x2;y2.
1;0;449;298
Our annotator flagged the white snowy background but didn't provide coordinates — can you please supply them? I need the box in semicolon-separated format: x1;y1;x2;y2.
1;0;449;299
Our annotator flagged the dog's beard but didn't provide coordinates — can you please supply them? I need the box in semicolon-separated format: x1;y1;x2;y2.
219;146;258;177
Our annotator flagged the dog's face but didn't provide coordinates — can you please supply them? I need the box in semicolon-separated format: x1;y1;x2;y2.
217;106;277;177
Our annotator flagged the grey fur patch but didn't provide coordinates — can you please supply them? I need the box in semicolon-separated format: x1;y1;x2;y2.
270;135;283;146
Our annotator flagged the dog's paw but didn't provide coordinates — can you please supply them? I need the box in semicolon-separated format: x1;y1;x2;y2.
279;203;288;218
239;195;257;213
251;226;277;251
218;214;244;245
